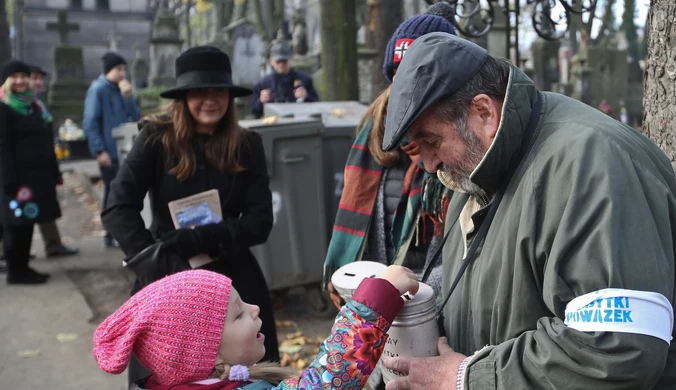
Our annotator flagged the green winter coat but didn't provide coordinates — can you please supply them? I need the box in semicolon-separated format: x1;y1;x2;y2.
443;67;676;389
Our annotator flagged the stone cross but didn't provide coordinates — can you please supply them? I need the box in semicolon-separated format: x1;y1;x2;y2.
107;30;121;51
47;10;79;45
134;41;142;59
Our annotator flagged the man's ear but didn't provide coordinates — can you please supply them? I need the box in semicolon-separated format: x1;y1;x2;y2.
469;94;501;146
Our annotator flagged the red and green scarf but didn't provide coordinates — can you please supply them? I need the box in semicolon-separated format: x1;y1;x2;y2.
323;119;452;286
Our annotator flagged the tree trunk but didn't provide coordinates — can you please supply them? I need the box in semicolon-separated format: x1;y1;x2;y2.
319;0;359;100
366;0;403;96
0;0;11;63
642;0;676;169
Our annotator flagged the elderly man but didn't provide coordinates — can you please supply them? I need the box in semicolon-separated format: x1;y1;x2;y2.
381;33;676;389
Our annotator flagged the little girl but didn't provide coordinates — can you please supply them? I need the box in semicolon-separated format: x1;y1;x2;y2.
93;267;418;389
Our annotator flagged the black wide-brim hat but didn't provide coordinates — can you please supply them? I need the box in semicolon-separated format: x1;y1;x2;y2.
159;46;253;99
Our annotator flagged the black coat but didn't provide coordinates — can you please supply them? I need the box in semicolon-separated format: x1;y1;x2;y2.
101;122;279;361
0;102;61;225
251;69;319;118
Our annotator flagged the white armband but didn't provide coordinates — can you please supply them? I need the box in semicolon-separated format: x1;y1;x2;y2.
564;288;674;344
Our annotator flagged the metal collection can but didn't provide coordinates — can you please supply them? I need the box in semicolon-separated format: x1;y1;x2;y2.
330;261;388;302
381;282;440;384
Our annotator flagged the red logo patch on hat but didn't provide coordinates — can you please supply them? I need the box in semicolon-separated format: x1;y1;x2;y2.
393;38;414;63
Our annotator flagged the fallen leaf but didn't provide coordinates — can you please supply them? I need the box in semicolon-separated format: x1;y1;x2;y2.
278;345;303;355
280;353;292;367
285;331;303;340
18;349;41;358
288;336;307;346
56;333;79;342
275;320;296;328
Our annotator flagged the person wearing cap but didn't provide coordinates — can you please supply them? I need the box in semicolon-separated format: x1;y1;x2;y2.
251;40;318;118
83;52;141;249
26;65;80;258
0;60;62;284
100;46;280;384
325;4;457;311
380;32;676;389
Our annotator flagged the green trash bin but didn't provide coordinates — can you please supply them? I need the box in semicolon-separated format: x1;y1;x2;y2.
263;102;367;240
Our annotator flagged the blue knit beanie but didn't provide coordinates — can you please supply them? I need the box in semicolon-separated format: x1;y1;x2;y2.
383;13;457;82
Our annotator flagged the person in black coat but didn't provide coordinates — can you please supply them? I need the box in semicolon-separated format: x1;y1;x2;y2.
251;41;319;118
100;46;280;383
0;60;61;284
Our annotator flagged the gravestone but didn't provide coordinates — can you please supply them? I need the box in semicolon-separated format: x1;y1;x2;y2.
625;59;644;127
226;19;264;89
570;45;628;120
530;38;561;91
46;10;90;139
131;41;150;90
149;3;183;88
107;29;121;52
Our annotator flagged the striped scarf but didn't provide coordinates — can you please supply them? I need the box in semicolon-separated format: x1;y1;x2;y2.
323;119;452;286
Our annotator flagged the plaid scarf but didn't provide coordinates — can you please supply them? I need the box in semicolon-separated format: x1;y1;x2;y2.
323;119;452;286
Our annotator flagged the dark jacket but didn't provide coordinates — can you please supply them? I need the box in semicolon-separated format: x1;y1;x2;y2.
443;67;676;389
0;102;61;225
101;122;279;361
251;69;318;118
83;75;141;160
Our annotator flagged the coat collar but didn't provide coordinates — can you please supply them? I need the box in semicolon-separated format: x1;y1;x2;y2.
466;66;540;198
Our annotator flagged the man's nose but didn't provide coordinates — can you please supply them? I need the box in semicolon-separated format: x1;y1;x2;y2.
420;148;440;173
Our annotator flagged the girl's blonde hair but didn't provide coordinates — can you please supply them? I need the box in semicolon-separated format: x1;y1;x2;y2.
210;362;296;384
357;86;401;168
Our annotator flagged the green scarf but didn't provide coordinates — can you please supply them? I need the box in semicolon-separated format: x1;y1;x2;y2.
5;90;35;116
322;118;453;286
5;91;52;124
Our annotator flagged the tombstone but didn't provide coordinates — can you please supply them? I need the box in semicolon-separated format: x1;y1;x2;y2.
486;3;508;57
46;10;90;140
570;44;628;120
530;38;561;91
291;9;308;57
625;59;644;127
149;3;184;88
222;19;264;119
131;41;150;90
107;29;122;52
225;19;264;90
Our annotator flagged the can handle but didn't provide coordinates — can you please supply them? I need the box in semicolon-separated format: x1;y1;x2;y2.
281;154;308;164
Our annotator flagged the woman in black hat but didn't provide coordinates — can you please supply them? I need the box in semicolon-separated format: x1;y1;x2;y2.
101;47;280;380
0;60;61;284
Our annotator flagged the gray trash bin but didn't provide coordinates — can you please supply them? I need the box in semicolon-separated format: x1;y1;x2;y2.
239;118;328;290
263;102;367;239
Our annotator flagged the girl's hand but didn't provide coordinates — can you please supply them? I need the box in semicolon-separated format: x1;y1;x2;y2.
377;265;419;296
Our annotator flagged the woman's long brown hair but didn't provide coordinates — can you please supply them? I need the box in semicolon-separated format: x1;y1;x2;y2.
146;97;245;181
357;85;400;168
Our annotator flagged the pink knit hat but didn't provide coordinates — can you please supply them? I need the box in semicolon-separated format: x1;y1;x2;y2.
93;270;232;386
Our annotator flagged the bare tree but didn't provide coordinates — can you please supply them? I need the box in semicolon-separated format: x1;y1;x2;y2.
319;0;359;100
0;0;11;63
642;0;676;168
366;0;403;95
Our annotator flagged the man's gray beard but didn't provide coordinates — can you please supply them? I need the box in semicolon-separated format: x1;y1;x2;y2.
436;122;487;196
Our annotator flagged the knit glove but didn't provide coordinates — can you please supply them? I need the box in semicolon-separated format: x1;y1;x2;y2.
160;229;202;260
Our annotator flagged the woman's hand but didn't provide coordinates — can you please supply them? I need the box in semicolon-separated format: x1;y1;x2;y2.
377;265;419;296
